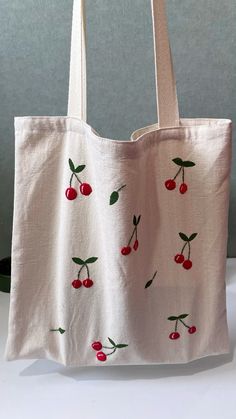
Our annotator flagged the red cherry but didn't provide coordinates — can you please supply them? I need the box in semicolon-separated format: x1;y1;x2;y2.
92;341;103;351
188;326;197;334
97;351;107;362
80;183;92;196
83;278;94;288
65;187;77;200
174;254;185;264
165;179;176;190
183;259;192;270
179;183;188;194
133;239;139;251
169;332;180;340
72;279;82;289
121;246;132;256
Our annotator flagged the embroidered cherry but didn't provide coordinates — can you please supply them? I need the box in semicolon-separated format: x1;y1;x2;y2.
110;184;126;205
168;314;197;340
165;179;176;190
65;187;77;200
97;351;107;362
188;326;197;334
71;256;98;289
72;279;83;289
169;332;180;340
175;232;198;270
65;158;92;200
121;215;141;256
92;341;103;351
165;158;195;194
83;278;94;288
80;183;92;196
92;337;128;362
121;246;132;256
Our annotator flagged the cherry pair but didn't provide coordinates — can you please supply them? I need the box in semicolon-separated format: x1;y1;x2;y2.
168;314;197;340
165;157;195;194
71;256;98;290
65;158;92;200
175;232;198;270
121;215;141;256
91;338;128;362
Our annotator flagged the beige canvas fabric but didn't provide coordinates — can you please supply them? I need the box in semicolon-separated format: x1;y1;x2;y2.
5;0;232;367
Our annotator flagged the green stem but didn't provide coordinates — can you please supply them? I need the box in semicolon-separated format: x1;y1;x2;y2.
182;167;185;183
69;173;74;187
128;226;137;246
187;242;191;260
106;348;117;356
74;173;82;185
50;329;59;332
175;319;179;332
103;346;114;350
77;265;85;279
117;184;126;193
85;264;89;278
181;242;188;255
179;319;190;329
173;167;183;180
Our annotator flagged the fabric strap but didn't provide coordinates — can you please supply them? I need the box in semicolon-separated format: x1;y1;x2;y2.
67;0;180;128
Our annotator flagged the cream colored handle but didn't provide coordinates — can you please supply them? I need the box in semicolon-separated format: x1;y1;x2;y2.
67;0;180;128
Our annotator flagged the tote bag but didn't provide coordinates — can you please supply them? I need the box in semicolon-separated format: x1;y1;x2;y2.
5;0;232;366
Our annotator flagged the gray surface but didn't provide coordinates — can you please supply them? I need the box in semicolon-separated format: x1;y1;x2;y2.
0;0;235;258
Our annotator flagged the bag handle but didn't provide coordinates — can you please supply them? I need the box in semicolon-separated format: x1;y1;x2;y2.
67;0;180;128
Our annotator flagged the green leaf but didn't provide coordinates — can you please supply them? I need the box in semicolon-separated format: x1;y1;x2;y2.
74;164;86;173
188;233;198;242
133;215;137;226
115;344;128;348
58;328;66;334
172;157;183;166
145;279;153;289
108;337;116;347
110;191;119;205
168;316;178;321
72;257;85;265
85;257;98;264
182;160;196;167
136;215;141;225
179;232;189;242
69;158;75;172
178;314;189;319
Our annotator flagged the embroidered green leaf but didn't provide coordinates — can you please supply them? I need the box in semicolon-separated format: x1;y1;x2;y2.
108;337;116;347
133;215;137;226
58;328;66;334
72;257;85;265
85;257;98;264
74;164;86;173
110;191;119;205
172;157;183;166
179;232;189;242
178;314;189;319
182;160;196;167
69;158;75;172
188;233;198;242
115;344;128;348
168;316;178;321
137;215;141;225
145;271;157;289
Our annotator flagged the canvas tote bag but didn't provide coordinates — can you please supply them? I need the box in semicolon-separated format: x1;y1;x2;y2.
5;0;232;366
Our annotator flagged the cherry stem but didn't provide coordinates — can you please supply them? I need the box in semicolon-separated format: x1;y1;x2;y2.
182;167;185;183
181;242;188;255
127;226;137;246
179;319;190;329
117;184;126;193
106;348;117;356
78;264;89;279
102;346;114;350
50;329;59;332
74;173;82;185
69;173;74;188
187;242;191;260
173;166;183;180
175;319;179;332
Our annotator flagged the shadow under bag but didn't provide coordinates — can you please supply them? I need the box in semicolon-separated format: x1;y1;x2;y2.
5;0;232;366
